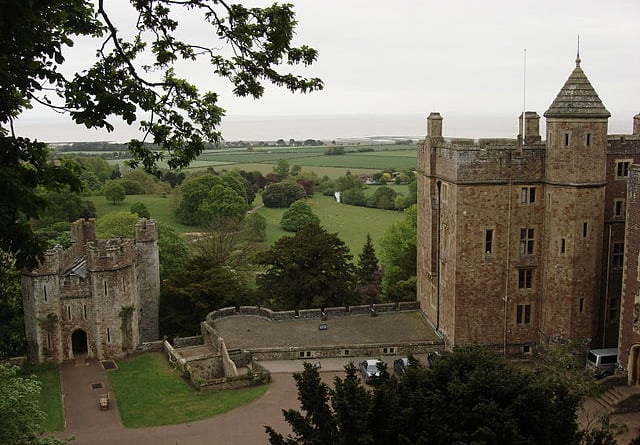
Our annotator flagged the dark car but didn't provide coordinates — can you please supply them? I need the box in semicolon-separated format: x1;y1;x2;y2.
359;359;383;384
393;357;411;375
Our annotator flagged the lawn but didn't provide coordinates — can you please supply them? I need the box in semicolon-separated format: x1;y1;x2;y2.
256;193;405;254
20;364;65;432
107;353;269;428
90;188;406;253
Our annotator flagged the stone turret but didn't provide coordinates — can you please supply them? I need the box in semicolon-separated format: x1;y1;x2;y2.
427;112;443;138
634;113;640;136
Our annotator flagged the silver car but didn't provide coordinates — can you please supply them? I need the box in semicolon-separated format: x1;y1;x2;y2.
359;359;383;384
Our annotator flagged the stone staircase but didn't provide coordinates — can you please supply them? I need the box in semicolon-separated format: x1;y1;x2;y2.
595;385;640;414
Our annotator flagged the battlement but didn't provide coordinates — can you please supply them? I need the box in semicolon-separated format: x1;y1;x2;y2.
86;238;136;271
423;136;545;184
135;218;158;243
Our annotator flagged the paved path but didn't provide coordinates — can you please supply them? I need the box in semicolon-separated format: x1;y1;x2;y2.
56;355;640;444
55;357;365;445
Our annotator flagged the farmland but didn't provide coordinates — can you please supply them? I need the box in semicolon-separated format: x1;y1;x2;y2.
99;143;417;178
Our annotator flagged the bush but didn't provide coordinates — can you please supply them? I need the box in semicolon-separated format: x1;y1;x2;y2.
130;202;151;219
280;200;320;232
262;181;306;208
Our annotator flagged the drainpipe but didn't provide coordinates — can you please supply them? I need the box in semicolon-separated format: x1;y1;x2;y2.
436;181;442;332
602;224;612;348
503;177;512;357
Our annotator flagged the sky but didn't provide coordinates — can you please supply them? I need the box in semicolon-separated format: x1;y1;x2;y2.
14;0;640;142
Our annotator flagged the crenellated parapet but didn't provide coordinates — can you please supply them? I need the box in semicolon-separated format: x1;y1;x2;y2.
135;218;158;243
85;238;136;271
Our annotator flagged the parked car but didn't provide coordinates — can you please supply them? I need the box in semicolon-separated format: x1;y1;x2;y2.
359;359;383;384
586;348;617;379
393;357;411;375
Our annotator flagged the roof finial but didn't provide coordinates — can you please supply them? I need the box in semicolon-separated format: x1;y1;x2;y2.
576;34;581;66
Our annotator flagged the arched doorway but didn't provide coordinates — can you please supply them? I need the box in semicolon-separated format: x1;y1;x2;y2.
71;329;88;356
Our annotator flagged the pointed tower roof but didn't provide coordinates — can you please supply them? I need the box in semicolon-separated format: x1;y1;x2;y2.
544;57;610;118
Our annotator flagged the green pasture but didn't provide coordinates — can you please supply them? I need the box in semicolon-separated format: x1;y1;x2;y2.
107;353;269;427
293;154;416;170
91;191;405;254
256;193;404;254
91;193;195;233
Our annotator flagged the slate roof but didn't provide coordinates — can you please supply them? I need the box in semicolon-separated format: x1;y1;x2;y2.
544;57;610;119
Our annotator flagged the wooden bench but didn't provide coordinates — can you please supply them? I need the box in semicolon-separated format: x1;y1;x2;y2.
99;392;110;410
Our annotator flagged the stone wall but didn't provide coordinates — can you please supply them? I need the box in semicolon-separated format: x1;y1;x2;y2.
206;302;420;324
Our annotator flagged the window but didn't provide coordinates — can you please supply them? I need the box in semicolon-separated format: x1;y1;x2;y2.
485;229;494;255
343;349;350;356
564;133;570;146
104;281;108;297
516;304;531;325
382;347;396;354
560;238;566;254
579;298;584;313
520;187;536;204
616;161;631;178
523;345;531;354
47;333;52;349
582;223;588;238
299;351;312;358
107;327;111;343
519;228;535;256
614;199;625;217
67;306;71;320
586;133;591;146
440;182;448;202
83;304;87;319
612;242;624;268
518;269;533;289
608;298;618;323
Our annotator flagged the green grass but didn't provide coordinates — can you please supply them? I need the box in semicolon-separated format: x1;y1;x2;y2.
106;144;417;176
21;364;64;432
107;353;269;428
257;194;404;254
91;194;195;233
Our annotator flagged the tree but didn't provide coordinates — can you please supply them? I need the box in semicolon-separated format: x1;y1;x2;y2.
280;200;320;232
256;223;357;310
103;180;126;205
267;347;586;445
0;253;26;360
274;159;291;180
175;173;248;226
262;181;307;208
245;212;267;241
2;1;321;269
381;205;417;302
367;185;398;210
96;211;139;238
129;202;151;219
160;225;257;336
0;364;68;445
357;234;379;285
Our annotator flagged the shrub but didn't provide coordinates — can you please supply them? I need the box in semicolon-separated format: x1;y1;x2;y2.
262;181;306;208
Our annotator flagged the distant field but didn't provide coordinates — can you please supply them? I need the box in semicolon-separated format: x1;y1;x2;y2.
82;143;417;178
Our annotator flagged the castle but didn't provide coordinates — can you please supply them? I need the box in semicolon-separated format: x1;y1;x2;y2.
416;55;640;357
21;218;160;363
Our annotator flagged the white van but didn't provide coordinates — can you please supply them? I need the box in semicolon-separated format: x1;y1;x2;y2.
586;348;617;379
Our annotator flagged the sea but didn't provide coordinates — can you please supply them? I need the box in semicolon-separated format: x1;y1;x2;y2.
14;113;636;144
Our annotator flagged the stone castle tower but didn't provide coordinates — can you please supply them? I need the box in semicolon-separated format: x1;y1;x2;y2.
416;57;640;354
21;218;160;363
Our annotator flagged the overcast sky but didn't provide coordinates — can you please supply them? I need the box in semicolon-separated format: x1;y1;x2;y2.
15;0;640;141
